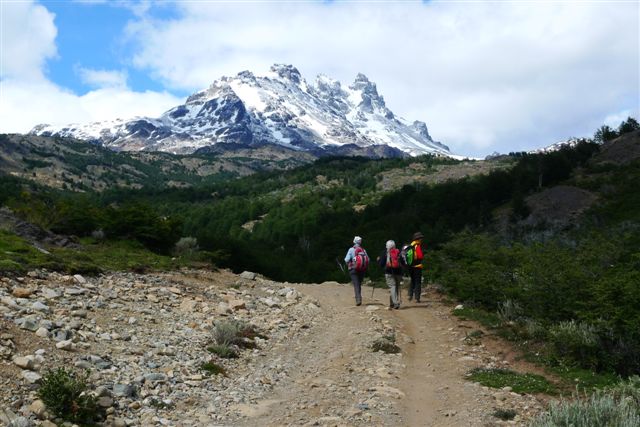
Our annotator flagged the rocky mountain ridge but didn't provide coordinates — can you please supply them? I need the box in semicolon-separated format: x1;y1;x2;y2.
30;65;451;158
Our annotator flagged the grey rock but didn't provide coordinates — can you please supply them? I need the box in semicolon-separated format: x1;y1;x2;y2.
31;301;50;313
97;396;114;408
67;320;83;330
18;319;39;332
1;297;19;309
38;320;53;330
53;330;71;341
40;288;61;299
144;373;168;383
64;287;87;296
73;274;86;284
71;309;88;318
95;361;112;370
240;271;257;280
262;297;280;308
9;417;32;427
113;384;136;397
55;339;73;351
21;371;42;384
74;361;92;370
13;356;34;370
28;399;46;419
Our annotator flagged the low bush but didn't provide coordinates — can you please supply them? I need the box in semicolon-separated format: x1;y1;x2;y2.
371;335;401;354
497;299;523;323
463;329;484;346
493;408;517;421
207;344;238;359
37;368;99;424
0;259;25;274
211;320;265;351
212;321;243;347
549;320;600;369
174;236;199;257
530;377;640;427
201;361;226;376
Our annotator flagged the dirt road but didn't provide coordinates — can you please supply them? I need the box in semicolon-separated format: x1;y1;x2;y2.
234;281;546;426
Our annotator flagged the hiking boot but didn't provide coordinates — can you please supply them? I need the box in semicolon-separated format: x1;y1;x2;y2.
394;304;400;310
356;301;362;306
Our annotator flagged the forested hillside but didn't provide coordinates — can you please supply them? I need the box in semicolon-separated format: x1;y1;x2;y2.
1;119;639;380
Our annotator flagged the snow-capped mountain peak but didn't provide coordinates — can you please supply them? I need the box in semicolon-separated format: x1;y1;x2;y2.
30;64;451;157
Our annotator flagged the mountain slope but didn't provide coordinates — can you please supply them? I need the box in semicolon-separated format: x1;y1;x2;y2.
0;134;314;191
30;65;450;157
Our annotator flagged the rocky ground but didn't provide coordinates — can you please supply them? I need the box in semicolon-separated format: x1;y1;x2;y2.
1;269;549;426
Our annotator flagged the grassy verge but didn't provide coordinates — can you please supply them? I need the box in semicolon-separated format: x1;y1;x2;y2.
468;368;557;394
453;304;622;393
523;351;621;392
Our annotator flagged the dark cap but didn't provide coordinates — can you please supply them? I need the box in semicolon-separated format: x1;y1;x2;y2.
412;231;424;240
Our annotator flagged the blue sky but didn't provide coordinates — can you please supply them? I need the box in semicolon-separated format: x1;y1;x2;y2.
44;1;178;94
1;0;638;157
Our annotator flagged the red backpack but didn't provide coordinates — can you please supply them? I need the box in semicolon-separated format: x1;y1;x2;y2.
386;248;400;269
353;246;369;272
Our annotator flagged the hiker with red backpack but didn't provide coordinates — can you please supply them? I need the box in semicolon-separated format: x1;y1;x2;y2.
344;236;369;306
406;231;425;303
377;240;403;310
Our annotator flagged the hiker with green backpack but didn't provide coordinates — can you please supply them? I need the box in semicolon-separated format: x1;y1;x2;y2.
377;240;404;310
405;231;425;303
344;236;369;306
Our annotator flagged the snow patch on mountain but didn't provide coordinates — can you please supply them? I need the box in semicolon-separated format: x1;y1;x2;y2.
31;64;451;157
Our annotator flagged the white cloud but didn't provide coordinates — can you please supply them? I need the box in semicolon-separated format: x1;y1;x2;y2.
125;1;639;156
0;0;57;80
0;78;182;133
77;67;128;89
0;0;182;134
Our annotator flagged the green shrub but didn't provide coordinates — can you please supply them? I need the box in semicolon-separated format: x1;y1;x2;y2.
549;321;600;369
207;344;238;359
522;319;549;341
211;320;265;350
497;299;523;323
174;236;199;257
201;361;226;376
37;368;99;424
467;368;556;394
212;321;242;347
464;329;484;346
0;259;25;274
530;379;640;427
493;408;517;421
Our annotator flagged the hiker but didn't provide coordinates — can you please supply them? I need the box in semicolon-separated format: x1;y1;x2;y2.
344;236;369;306
377;240;403;309
407;231;425;303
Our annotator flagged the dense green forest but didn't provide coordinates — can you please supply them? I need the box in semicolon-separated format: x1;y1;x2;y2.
0;117;639;378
